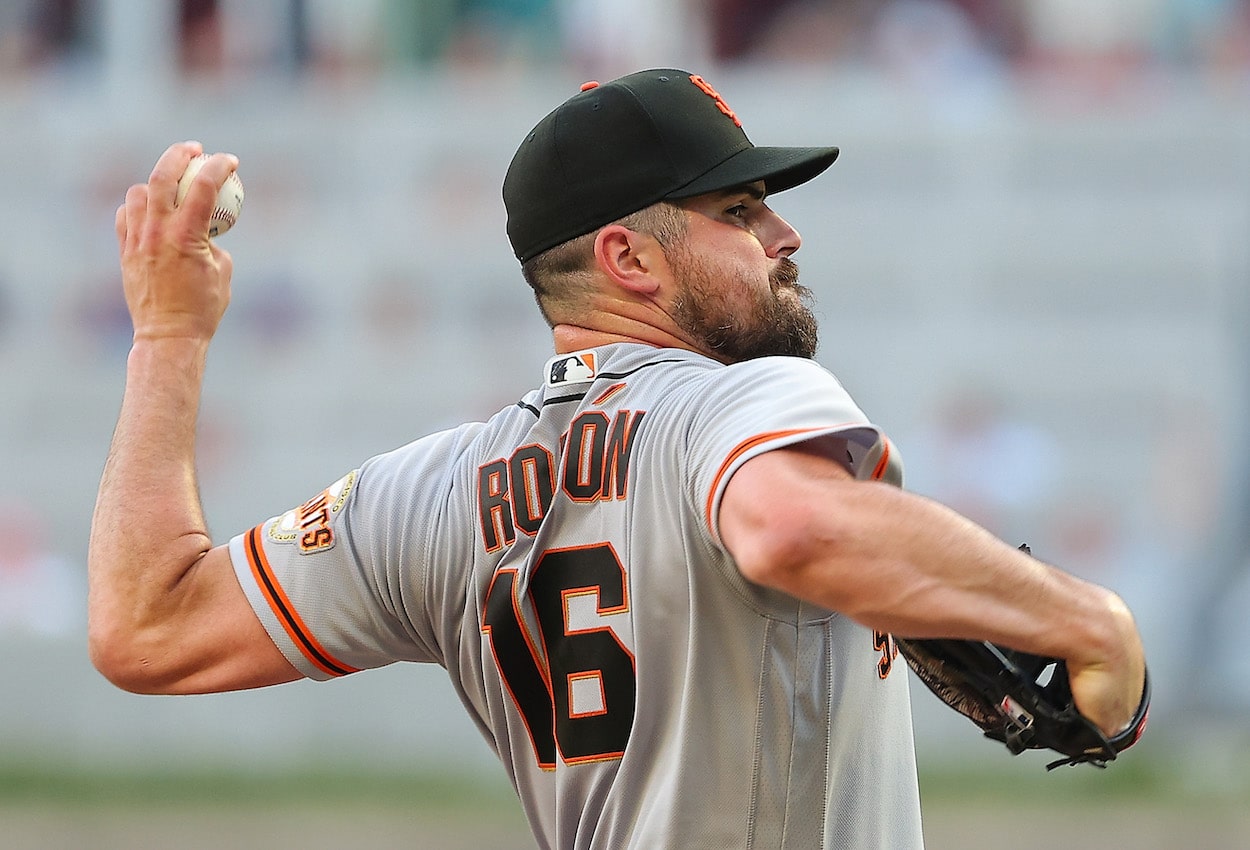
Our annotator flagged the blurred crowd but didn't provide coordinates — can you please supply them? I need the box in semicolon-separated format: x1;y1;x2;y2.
1;0;1248;85
0;1;1247;739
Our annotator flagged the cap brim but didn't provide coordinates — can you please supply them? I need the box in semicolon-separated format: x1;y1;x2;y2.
667;145;840;199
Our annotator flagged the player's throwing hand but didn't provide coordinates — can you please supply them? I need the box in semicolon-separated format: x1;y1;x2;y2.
115;141;238;343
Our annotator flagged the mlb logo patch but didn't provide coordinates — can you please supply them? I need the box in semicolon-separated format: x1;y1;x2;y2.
547;351;597;387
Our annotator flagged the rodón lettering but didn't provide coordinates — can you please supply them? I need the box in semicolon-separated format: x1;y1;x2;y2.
477;409;645;552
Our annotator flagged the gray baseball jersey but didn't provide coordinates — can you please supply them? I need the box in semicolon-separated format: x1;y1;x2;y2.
229;342;922;849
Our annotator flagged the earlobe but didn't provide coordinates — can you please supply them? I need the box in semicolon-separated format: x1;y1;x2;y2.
594;226;662;294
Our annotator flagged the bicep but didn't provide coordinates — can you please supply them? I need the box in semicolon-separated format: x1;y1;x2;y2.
719;437;855;592
154;544;302;694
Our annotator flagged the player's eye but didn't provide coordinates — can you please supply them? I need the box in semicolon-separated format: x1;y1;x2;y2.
725;204;747;219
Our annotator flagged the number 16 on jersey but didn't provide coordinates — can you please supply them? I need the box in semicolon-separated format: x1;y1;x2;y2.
483;543;636;769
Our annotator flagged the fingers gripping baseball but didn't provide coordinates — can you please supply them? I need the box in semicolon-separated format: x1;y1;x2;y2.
118;142;239;342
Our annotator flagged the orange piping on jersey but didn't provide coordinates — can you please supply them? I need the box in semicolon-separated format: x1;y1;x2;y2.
592;382;627;406
871;438;892;480
705;428;827;531
244;526;359;678
705;424;887;531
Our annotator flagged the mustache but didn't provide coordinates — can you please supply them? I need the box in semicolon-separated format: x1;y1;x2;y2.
771;258;801;289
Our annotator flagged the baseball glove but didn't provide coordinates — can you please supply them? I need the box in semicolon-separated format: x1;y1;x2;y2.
896;550;1150;769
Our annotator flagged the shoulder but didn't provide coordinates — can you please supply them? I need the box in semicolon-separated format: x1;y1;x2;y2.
681;356;849;408
723;355;842;384
350;418;505;515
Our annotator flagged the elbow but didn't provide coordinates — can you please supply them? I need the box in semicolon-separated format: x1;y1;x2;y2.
87;623;139;692
86;539;213;694
88;617;168;695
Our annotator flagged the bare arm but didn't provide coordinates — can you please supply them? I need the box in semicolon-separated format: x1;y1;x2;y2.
88;141;299;694
719;436;1146;738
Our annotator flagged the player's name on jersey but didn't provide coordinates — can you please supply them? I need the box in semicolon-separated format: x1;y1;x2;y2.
477;409;645;552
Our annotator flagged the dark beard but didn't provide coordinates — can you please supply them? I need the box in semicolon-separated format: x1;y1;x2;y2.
673;257;820;362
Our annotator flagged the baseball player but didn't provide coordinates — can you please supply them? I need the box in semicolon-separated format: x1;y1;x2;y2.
91;69;1147;849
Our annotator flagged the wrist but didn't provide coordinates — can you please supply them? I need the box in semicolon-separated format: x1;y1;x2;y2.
127;334;212;378
131;322;217;343
129;332;212;353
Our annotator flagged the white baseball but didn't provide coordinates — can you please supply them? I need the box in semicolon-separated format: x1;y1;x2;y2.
175;153;244;238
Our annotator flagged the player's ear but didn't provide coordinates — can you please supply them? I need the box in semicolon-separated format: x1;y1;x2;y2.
593;225;666;295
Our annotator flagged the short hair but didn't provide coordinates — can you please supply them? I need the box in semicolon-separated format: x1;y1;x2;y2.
520;201;688;327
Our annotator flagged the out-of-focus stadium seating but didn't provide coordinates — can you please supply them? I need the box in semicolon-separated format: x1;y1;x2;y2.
1;0;1248;778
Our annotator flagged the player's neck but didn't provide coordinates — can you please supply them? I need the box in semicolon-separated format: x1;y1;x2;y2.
552;325;651;354
552;324;714;359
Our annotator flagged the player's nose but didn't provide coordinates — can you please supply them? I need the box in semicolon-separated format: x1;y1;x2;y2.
760;209;801;259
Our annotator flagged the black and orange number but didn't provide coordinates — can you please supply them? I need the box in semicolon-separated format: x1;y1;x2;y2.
482;543;635;768
874;630;898;679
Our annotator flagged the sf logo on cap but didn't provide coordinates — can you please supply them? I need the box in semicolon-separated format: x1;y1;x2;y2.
689;75;742;127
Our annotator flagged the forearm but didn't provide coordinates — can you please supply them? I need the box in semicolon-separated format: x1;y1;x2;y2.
798;483;1133;667
799;477;1144;735
88;338;214;669
723;448;1136;670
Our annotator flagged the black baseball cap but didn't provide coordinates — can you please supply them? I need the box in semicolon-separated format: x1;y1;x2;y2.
504;69;840;263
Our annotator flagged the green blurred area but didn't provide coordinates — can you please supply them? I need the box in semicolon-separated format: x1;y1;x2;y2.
2;756;1246;850
0;762;532;850
0;762;515;809
1;753;1242;806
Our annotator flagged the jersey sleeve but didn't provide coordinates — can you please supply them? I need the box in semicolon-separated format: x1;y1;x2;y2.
228;426;479;681
684;356;904;546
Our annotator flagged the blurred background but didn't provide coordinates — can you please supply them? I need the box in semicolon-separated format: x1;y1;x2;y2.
1;0;1248;847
